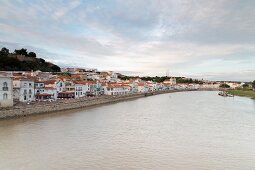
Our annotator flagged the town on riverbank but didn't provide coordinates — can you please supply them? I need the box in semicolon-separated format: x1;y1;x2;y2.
0;66;253;110
1;47;254;110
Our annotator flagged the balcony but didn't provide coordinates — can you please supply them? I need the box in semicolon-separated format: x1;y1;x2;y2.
2;87;8;91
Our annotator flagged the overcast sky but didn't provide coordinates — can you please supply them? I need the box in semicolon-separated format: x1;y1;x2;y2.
0;0;255;81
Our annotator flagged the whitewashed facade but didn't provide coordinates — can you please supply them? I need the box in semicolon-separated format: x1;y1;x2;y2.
44;79;65;93
20;80;35;102
103;85;130;95
35;82;57;101
13;79;35;102
74;83;89;98
0;76;13;107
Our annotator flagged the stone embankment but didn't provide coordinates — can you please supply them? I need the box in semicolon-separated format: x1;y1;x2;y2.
0;89;217;119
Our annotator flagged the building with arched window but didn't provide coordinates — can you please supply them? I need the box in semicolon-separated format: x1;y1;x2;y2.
0;76;13;107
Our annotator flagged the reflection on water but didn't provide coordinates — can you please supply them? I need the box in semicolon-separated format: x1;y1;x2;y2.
0;91;255;170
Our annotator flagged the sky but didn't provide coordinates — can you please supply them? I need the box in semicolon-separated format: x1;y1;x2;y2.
0;0;255;81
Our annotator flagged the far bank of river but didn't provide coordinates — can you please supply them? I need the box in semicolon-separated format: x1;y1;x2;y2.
0;89;218;120
228;89;255;99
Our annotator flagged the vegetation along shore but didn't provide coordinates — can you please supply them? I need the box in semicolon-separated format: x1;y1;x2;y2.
228;90;255;99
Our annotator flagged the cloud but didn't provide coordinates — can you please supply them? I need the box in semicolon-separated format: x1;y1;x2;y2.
52;0;81;19
0;0;254;81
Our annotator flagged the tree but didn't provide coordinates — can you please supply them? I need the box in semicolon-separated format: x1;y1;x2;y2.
252;80;255;90
0;47;9;56
219;83;230;88
28;52;37;58
14;48;28;56
39;58;45;63
51;65;61;72
242;83;249;89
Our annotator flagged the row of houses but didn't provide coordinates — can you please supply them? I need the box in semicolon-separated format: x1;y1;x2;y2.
0;71;179;107
0;69;244;108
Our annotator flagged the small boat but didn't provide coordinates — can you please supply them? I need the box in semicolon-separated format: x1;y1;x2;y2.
218;91;234;97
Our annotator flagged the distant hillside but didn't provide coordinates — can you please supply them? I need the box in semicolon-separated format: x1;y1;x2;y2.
0;47;60;72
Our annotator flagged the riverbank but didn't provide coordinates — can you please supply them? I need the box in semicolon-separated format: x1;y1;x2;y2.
0;89;217;120
228;89;255;99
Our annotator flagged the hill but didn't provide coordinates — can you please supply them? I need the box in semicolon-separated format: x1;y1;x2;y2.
0;47;60;72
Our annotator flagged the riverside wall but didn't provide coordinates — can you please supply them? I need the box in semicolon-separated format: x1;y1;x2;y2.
0;89;218;119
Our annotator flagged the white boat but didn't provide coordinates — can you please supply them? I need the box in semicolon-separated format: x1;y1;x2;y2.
218;91;234;97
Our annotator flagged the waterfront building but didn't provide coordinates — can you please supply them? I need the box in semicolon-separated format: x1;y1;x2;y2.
200;82;220;89
87;81;101;96
58;91;75;98
35;87;57;101
73;81;89;98
226;82;242;89
163;77;177;85
146;82;155;92
0;76;13;107
137;83;149;93
13;79;35;102
44;79;65;94
103;84;130;95
95;81;104;95
119;81;138;94
34;81;57;101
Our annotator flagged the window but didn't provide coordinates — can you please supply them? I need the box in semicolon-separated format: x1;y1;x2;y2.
3;82;8;91
3;93;8;99
3;82;7;87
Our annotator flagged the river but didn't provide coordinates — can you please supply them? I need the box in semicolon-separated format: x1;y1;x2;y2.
1;91;255;170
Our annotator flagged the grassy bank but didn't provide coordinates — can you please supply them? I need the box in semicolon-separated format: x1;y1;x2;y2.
228;89;255;99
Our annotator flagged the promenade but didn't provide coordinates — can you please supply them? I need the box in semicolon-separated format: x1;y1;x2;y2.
0;89;216;119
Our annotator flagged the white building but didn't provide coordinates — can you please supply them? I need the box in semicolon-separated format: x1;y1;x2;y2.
35;81;57;101
86;72;100;80
44;79;65;93
226;82;241;89
74;81;89;98
163;77;176;85
103;84;130;95
13;79;35;102
137;83;148;93
0;76;13;107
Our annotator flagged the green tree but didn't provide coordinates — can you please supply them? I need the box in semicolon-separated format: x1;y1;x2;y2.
242;83;249;89
252;80;255;89
220;83;230;88
0;47;9;56
51;65;61;72
39;58;45;63
0;46;61;72
14;48;28;56
28;52;37;58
